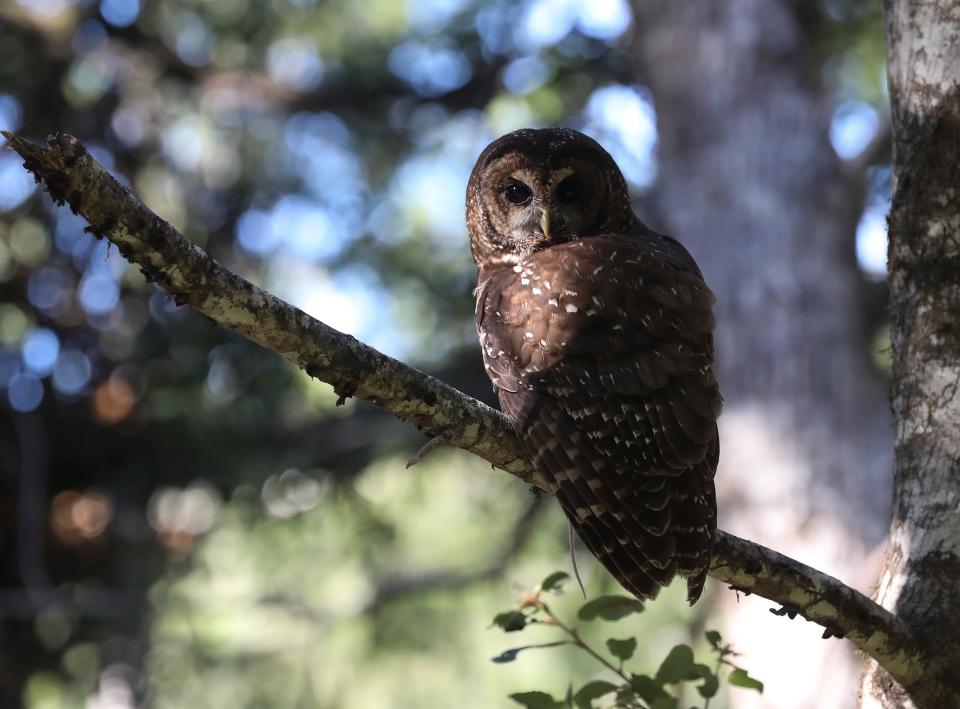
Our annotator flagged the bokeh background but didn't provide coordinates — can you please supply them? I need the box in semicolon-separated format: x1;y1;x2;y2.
0;0;891;707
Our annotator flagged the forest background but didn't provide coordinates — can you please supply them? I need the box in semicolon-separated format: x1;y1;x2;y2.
0;1;892;707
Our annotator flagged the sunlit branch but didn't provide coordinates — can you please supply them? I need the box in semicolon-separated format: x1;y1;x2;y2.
4;132;954;705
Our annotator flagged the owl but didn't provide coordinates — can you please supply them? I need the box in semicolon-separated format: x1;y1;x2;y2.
467;128;721;603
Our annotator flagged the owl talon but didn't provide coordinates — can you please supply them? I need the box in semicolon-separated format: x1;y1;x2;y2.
769;603;801;619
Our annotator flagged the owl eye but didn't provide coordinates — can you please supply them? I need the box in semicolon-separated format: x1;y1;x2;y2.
504;182;532;205
556;175;583;203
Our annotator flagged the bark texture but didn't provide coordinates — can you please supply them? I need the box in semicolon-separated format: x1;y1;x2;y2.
860;3;960;708
630;2;892;706
5;130;953;702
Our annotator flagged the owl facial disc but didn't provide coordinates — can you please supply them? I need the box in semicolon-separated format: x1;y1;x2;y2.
466;128;637;268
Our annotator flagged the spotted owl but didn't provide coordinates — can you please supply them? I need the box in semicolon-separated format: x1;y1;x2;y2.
467;128;721;603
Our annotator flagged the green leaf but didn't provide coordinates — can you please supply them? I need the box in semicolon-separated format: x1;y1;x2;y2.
728;668;764;693
651;698;678;709
630;674;669;704
606;637;637;661
704;630;722;650
509;691;561;708
577;595;644;621
540;571;571;593
492;648;524;663
615;685;637;704
656;645;695;684
493;610;528;632
572;680;618;708
686;663;719;699
492;640;569;664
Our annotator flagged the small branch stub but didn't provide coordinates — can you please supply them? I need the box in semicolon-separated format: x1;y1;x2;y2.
406;435;449;469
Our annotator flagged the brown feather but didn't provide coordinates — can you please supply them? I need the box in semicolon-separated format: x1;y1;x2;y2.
468;129;720;604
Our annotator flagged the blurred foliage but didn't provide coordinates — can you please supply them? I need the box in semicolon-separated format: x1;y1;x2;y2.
490;572;762;708
0;0;887;706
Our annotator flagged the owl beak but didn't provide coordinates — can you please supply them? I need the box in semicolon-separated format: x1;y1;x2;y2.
539;211;552;239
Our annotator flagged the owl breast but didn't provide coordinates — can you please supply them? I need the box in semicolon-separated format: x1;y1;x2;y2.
477;233;718;429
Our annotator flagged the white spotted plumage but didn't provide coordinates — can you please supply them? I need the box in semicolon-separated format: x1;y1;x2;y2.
467;128;721;604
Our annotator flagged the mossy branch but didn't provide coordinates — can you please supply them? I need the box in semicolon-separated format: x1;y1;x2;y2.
4;132;955;707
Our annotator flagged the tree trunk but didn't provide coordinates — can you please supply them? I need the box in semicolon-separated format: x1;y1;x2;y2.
860;3;960;707
630;2;892;706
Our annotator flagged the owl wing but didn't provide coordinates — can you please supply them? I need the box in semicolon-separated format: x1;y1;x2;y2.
476;233;720;603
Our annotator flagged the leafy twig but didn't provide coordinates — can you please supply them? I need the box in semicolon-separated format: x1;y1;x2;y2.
493;573;762;709
538;601;633;685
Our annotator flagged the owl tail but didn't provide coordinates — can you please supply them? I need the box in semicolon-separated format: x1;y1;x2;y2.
557;494;669;602
522;400;717;605
673;466;717;604
557;469;716;605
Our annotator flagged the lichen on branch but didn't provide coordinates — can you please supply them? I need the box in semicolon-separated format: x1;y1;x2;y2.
3;131;954;707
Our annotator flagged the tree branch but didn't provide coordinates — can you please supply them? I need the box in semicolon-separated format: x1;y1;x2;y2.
4;132;954;705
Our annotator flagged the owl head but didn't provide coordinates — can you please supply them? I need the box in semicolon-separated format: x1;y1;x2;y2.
466;128;637;269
